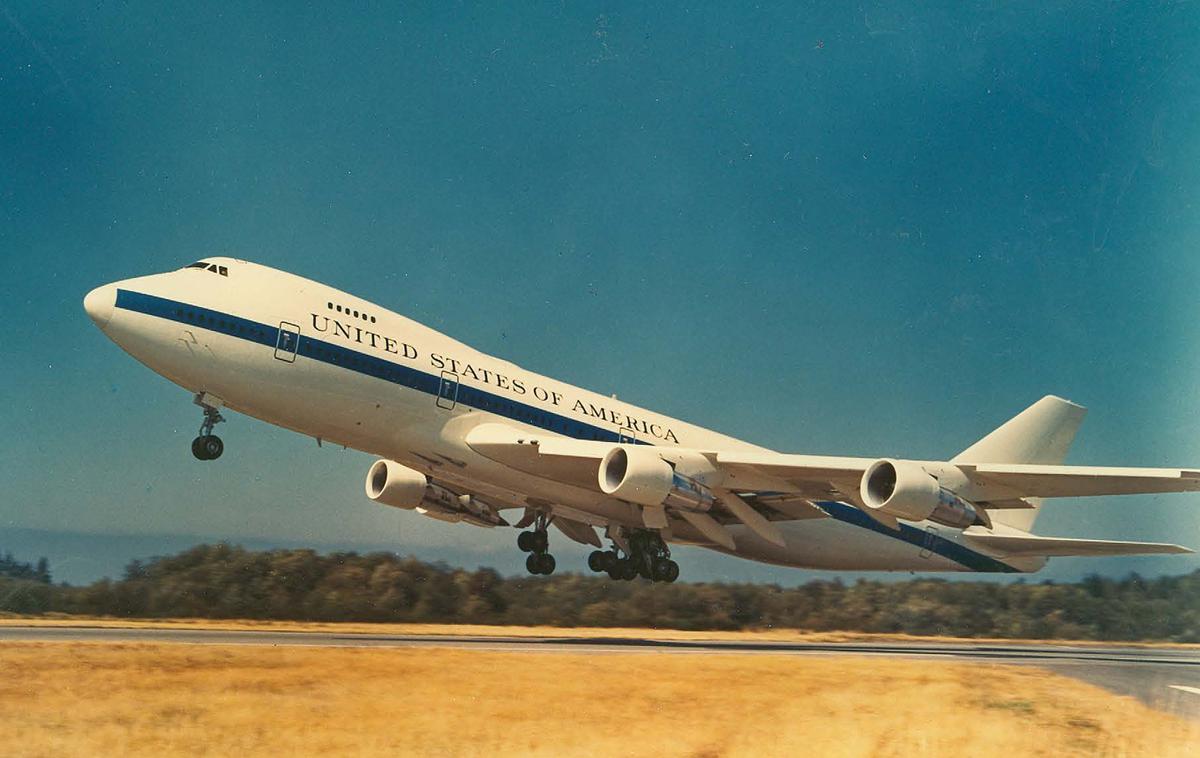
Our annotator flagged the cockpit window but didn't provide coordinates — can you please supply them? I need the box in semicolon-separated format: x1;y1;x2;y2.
184;261;229;277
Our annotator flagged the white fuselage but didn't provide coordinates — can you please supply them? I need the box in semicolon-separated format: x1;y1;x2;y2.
85;258;1042;574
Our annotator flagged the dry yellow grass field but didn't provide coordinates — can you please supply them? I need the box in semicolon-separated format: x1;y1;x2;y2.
0;642;1194;757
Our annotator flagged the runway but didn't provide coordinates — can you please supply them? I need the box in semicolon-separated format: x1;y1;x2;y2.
3;625;1199;721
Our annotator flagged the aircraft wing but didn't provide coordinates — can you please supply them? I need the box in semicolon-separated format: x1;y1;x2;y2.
465;424;1200;502
463;423;1200;548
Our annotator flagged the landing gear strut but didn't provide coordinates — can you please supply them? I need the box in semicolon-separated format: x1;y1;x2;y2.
191;394;225;461
518;513;555;575
587;529;679;583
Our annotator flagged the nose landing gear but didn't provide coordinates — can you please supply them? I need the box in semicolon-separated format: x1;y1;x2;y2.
191;393;226;461
518;514;555;575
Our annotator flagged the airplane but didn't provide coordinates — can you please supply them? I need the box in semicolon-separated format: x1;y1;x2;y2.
83;257;1200;582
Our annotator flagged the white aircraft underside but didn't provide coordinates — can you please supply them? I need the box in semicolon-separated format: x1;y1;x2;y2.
82;258;1200;582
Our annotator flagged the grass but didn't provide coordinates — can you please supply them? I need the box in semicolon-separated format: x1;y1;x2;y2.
2;614;1198;648
0;642;1194;757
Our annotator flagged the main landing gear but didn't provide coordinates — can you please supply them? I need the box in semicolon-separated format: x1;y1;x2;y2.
191;394;226;461
587;530;679;583
518;514;556;575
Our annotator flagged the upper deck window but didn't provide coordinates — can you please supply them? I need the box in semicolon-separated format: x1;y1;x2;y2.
184;261;229;277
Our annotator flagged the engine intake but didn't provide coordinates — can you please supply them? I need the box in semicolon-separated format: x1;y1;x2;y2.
365;459;428;509
598;446;715;511
860;459;984;529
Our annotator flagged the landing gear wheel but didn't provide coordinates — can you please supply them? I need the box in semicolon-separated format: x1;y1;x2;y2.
530;530;548;554
618;559;638;581
603;551;619;571
652;559;680;583
191;435;223;461
517;531;537;552
663;560;680;583
637;556;655;580
651;558;671;583
202;435;223;460
587;550;606;572
526;552;556;575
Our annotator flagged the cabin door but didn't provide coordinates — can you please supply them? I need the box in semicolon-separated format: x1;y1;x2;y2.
274;321;300;363
436;370;459;410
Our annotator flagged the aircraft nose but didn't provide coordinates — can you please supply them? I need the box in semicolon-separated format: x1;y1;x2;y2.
84;284;116;330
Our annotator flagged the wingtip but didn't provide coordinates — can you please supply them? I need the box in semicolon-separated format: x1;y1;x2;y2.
1042;394;1087;412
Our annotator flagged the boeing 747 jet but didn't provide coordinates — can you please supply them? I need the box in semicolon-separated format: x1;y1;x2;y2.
84;258;1199;581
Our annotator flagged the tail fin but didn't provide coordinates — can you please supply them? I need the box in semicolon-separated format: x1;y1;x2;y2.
952;395;1087;531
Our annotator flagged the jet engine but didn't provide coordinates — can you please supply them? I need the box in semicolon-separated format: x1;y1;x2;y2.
859;459;985;529
365;459;428;509
598;446;715;511
364;459;507;527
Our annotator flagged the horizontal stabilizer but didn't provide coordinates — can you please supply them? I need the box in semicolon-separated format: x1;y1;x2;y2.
963;529;1193;557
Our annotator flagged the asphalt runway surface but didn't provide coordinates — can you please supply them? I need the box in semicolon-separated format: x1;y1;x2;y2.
3;625;1199;721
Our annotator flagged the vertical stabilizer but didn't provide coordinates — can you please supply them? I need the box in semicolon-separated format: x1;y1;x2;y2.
952;395;1087;531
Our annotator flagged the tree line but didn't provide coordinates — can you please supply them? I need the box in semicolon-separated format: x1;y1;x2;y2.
1;543;1197;641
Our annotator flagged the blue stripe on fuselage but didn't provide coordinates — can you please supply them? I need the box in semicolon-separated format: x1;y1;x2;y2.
814;501;1020;573
115;289;635;444
114;289;1020;573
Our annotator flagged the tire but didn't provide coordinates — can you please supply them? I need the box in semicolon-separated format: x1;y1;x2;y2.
587;551;605;572
526;554;542;574
191;436;209;460
202;435;224;460
651;558;671;583
537;553;556;575
664;560;680;583
517;531;536;552
636;557;654;580
619;560;638;581
531;530;549;554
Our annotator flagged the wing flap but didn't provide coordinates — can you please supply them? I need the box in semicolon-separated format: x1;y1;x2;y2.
713;452;871;495
962;529;1193;557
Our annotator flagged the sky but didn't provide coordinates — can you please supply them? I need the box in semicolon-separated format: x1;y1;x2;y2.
3;2;1200;584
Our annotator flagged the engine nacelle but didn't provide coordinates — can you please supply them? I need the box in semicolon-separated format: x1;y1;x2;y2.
598;446;715;511
366;459;507;527
417;486;508;528
859;459;984;529
365;459;428;509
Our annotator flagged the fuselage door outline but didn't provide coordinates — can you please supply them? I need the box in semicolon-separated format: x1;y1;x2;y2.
437;370;460;410
275;321;300;363
919;525;939;559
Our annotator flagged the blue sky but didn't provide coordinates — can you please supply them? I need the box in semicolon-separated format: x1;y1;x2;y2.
3;3;1200;584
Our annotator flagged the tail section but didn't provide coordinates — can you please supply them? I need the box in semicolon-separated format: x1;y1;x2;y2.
952;395;1088;531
